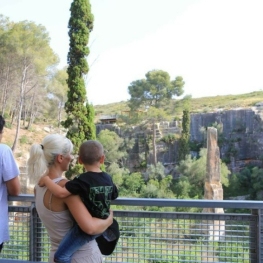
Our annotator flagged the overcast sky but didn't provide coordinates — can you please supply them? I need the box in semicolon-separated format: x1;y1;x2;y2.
1;0;263;105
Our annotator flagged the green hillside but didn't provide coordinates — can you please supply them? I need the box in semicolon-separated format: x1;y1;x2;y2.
94;91;263;121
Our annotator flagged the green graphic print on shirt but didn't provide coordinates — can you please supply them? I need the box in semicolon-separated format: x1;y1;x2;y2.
89;185;113;218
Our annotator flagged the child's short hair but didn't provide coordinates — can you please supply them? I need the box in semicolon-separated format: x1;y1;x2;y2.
79;140;104;165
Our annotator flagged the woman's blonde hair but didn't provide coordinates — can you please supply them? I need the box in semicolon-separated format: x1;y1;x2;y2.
27;134;73;179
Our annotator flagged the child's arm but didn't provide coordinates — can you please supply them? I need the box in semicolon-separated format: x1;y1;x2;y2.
38;176;71;198
112;183;119;200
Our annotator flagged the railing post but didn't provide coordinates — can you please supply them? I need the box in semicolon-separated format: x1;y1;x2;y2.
257;209;262;263
29;203;42;262
251;209;262;263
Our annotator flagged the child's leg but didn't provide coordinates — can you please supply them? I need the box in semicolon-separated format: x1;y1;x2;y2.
54;224;98;263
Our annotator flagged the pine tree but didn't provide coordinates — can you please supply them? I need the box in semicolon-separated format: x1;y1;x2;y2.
62;0;95;178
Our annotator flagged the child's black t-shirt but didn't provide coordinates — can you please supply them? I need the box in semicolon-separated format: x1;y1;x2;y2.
65;171;118;219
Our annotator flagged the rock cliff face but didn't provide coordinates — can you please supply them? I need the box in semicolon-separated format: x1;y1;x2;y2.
144;107;263;171
96;106;263;173
190;106;263;171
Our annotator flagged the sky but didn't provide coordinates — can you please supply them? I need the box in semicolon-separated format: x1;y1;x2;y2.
1;0;263;105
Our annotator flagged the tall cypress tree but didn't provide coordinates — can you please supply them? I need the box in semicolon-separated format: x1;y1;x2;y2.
178;110;190;162
63;0;96;178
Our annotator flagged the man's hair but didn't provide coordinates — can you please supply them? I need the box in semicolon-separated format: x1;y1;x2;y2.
79;140;104;165
0;115;5;133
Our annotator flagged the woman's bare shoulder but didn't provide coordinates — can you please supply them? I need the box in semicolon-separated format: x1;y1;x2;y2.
43;178;69;211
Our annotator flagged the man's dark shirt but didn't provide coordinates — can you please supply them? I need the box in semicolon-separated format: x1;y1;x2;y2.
65;171;118;219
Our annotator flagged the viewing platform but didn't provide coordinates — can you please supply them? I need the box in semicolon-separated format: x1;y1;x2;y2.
1;195;263;262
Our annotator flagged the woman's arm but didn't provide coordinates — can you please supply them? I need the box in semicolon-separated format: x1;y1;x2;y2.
64;194;113;235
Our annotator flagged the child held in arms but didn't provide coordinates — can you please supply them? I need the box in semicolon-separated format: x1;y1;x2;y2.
39;140;119;263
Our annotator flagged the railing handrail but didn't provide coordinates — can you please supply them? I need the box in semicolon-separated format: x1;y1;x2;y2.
9;194;263;209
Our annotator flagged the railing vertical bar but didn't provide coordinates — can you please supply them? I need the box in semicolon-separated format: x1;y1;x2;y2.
250;209;260;263
258;209;263;263
29;203;42;262
29;203;35;261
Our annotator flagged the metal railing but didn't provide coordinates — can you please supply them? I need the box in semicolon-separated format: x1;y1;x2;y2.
1;195;263;263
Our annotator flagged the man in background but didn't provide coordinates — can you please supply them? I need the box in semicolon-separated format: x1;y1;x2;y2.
0;115;20;253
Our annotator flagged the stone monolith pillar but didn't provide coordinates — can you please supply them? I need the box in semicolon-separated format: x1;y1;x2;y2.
202;127;225;262
204;127;224;205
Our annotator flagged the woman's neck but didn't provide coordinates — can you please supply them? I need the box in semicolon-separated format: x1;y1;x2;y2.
47;167;63;180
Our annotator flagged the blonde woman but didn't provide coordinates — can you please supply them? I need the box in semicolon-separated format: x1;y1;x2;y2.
28;134;113;263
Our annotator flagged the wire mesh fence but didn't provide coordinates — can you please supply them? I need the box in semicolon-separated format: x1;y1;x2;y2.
0;197;262;263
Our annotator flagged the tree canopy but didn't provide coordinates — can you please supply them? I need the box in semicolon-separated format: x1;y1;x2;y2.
0;17;58;151
128;69;184;166
128;70;185;110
